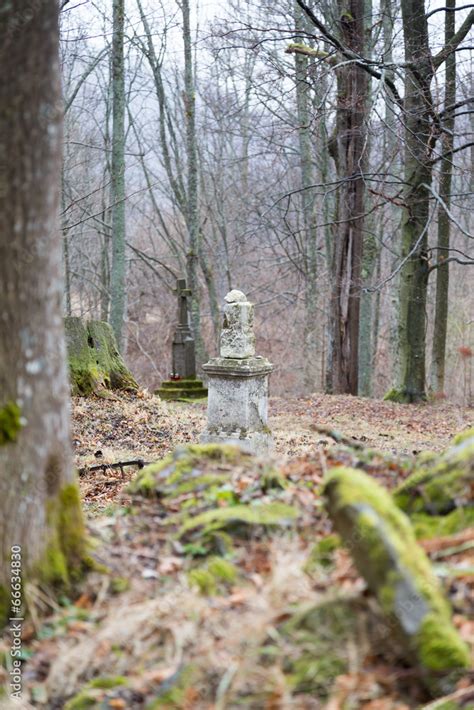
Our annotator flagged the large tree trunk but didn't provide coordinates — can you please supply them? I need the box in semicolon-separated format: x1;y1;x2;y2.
0;0;87;625
393;0;433;403
326;0;368;395
430;0;456;395
109;0;127;350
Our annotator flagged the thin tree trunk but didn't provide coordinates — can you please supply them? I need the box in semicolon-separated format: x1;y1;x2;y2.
182;0;206;365
358;0;376;397
109;0;127;350
294;3;319;392
0;0;87;624
430;0;456;395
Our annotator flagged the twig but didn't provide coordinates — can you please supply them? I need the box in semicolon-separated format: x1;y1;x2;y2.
420;685;474;709
310;424;364;450
79;459;151;476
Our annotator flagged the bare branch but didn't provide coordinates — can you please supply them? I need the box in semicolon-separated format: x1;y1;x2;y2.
433;9;474;69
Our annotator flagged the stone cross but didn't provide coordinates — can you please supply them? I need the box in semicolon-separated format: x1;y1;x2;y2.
200;289;273;455
171;278;196;379
176;278;191;328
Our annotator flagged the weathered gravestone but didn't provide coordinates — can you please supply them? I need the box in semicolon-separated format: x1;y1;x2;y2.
156;278;208;400
200;289;273;455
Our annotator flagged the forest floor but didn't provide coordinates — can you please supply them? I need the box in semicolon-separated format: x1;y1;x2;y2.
1;393;473;709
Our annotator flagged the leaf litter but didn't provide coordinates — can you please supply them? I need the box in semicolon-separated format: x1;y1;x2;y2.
0;391;472;708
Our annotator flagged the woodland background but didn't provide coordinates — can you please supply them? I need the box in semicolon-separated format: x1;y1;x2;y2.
60;0;474;403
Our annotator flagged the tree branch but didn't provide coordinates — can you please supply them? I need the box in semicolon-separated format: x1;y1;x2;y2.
294;0;403;107
433;9;474;69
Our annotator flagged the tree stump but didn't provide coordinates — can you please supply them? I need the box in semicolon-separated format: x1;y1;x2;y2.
65;317;138;396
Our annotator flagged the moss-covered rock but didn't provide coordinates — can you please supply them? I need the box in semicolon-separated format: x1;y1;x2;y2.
323;467;470;692
178;501;299;539
394;429;474;516
129;444;298;558
127;443;241;498
65;317;138;396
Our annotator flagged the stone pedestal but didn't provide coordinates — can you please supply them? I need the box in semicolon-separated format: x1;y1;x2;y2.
200;291;273;455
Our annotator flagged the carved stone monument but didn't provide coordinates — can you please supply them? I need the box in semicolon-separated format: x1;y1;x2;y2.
200;290;273;455
156;278;208;400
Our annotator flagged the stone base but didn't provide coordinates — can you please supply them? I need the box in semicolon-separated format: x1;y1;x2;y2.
200;429;273;456
201;355;273;456
156;378;208;401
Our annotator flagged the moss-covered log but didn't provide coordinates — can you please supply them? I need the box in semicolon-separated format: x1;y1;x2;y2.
323;467;470;693
394;429;474;516
65;317;138;396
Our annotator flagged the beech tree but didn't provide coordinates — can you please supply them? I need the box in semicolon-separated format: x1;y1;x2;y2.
0;0;87;625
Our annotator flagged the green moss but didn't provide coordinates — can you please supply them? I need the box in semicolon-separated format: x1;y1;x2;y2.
178;501;299;538
64;676;128;709
394;431;474;515
207;556;238;583
64;690;98;710
188;568;217;595
38;482;90;589
417;614;470;671
323;467;470;687
383;387;408;403
65;317;138;396
452;427;474;445
147;665;196;708
188;556;238;595
128;444;240;499
0;401;22;445
110;577;130;594
276;598;359;696
87;676;128;690
305;534;341;573
167;473;229;498
412;507;474;539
